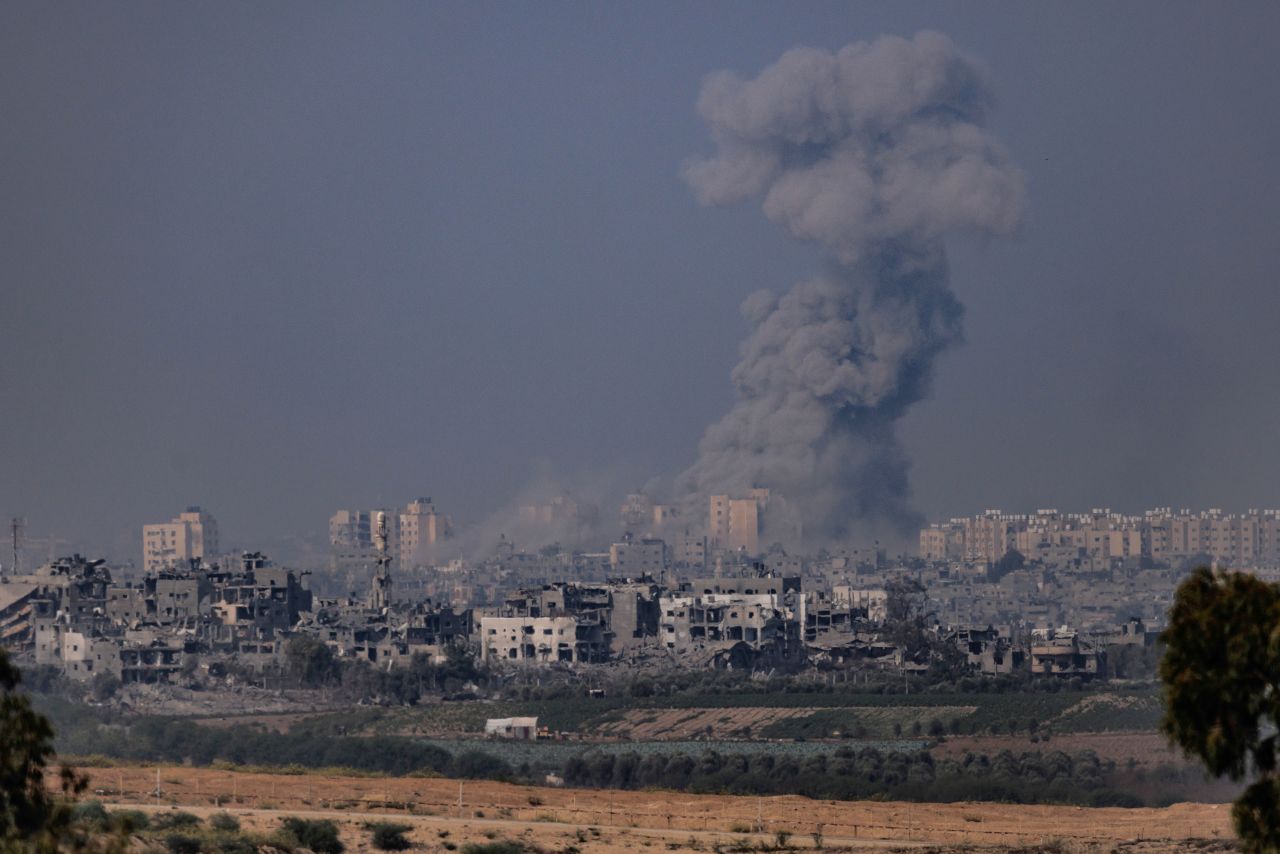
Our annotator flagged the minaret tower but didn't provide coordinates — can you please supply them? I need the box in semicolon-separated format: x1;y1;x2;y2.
371;510;392;610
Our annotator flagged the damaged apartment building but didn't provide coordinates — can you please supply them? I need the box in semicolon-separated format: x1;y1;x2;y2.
0;555;194;683
477;579;660;664
0;552;313;683
478;573;827;671
296;594;471;666
658;574;804;669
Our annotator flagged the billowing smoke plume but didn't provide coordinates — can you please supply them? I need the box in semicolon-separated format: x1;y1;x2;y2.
679;32;1025;543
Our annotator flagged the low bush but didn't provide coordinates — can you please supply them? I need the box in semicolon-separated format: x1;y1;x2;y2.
214;837;258;854
281;816;344;854
164;833;202;854
369;822;413;851
152;811;202;831
461;842;527;854
110;809;150;831
71;800;110;831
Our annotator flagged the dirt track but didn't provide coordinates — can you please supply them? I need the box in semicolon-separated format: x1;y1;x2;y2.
84;765;1236;852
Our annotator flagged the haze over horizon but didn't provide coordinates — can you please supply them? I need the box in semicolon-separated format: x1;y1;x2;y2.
3;3;1279;561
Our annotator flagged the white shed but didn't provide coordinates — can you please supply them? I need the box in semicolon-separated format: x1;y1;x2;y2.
484;716;539;740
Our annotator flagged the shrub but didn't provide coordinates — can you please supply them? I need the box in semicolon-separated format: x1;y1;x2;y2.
461;842;527;854
369;822;413;851
152;811;202;830
165;833;202;854
215;837;257;854
281;816;344;854
210;812;241;833
90;672;121;702
71;800;110;830
110;809;150;831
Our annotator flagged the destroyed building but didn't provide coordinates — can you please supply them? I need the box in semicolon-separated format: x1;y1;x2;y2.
476;580;661;665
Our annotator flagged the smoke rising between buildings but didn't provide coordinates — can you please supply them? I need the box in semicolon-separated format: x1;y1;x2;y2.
678;31;1026;544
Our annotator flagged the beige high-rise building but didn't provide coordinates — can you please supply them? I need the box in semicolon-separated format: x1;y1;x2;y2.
708;489;768;555
709;495;730;548
620;493;654;530
399;498;451;568
520;496;579;527
328;508;398;566
142;507;219;572
728;498;760;554
329;510;374;550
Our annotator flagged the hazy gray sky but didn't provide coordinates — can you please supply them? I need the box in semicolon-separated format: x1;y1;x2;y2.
3;3;1279;559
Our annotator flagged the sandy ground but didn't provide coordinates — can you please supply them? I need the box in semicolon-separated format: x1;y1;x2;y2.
84;765;1236;852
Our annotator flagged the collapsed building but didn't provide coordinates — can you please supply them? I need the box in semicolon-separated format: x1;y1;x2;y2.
944;625;1025;675
297;597;471;666
0;553;313;682
0;555;198;683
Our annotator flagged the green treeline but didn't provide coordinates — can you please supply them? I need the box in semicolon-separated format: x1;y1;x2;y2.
562;745;1153;807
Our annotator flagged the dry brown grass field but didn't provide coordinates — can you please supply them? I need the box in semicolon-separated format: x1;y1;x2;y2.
83;764;1237;853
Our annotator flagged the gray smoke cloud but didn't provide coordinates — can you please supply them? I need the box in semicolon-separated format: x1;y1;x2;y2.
679;32;1026;544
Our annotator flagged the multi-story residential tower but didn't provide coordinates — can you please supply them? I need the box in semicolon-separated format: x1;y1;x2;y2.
399;497;451;568
142;507;218;572
708;489;769;555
